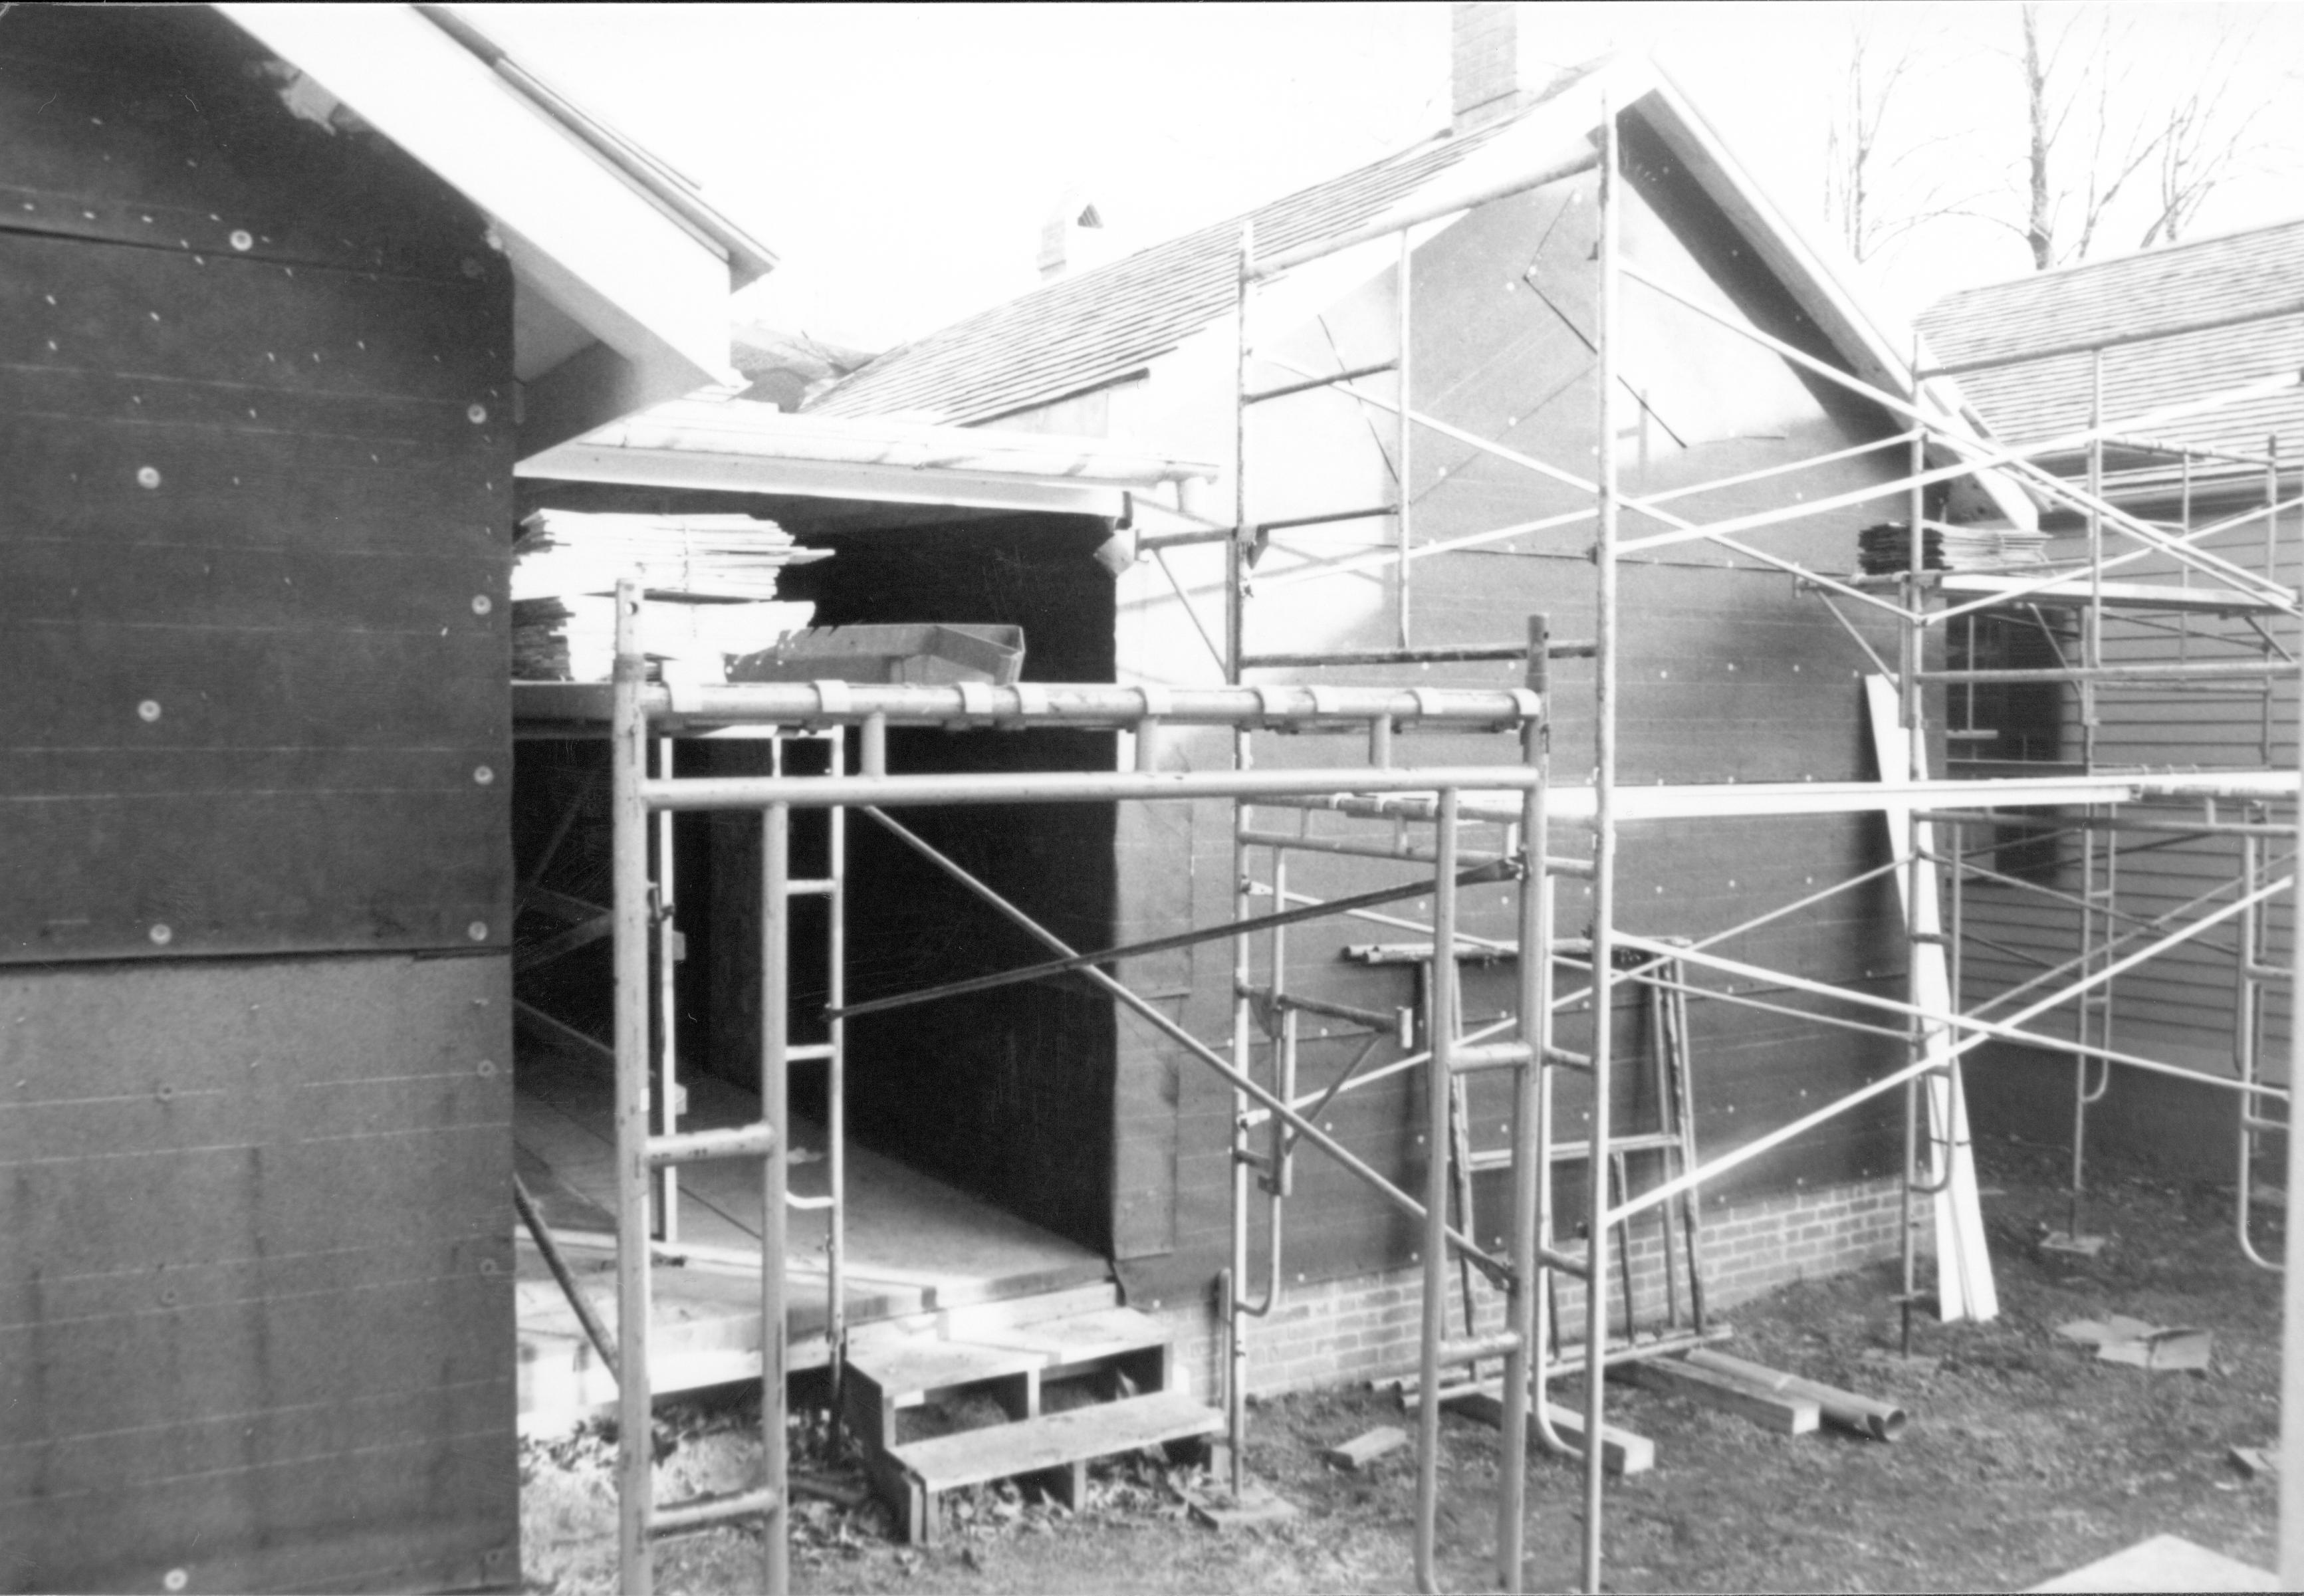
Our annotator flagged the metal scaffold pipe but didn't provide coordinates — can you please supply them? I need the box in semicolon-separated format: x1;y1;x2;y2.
1580;96;1621;1596
2280;651;2304;1585
612;583;655;1596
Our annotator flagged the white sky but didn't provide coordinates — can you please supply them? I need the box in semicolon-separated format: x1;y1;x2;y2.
463;2;2304;352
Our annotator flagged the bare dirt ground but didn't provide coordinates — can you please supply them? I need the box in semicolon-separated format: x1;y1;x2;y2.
520;1133;2285;1593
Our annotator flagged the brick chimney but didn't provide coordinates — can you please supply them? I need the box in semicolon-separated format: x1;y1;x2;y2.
1452;1;1541;135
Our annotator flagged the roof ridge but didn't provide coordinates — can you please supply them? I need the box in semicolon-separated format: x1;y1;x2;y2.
804;77;1593;423
1929;212;2304;312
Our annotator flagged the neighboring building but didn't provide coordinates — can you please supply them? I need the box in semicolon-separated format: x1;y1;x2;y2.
804;10;2029;1393
1919;219;2304;1163
0;7;772;1589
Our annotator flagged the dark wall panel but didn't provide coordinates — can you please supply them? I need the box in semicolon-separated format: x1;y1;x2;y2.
0;11;516;965
0;12;520;1593
0;953;517;1596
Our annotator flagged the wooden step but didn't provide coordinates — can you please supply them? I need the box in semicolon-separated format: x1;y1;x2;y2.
843;1336;1044;1454
967;1305;1172;1381
883;1391;1223;1544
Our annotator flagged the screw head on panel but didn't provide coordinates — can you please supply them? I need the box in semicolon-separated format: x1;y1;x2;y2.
473;766;493;786
138;700;162;723
149;924;172;946
136;466;161;489
229;229;253;251
164;1570;189;1591
471;594;493;616
467;921;489;942
467;403;488;424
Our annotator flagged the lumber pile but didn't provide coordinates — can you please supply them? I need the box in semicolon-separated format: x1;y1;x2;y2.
511;509;828;682
1857;519;2051;574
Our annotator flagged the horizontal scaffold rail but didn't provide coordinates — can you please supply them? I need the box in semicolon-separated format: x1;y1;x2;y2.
643;764;1544;812
1316;771;2301;828
519;678;1541;731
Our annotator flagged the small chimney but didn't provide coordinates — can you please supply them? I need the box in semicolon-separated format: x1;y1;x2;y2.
1452;1;1542;135
1038;190;1111;281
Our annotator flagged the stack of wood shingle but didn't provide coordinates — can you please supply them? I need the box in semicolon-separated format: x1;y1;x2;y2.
511;509;828;681
1857;519;2051;575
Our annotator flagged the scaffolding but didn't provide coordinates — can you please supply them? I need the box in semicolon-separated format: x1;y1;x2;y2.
576;99;2304;1596
596;623;1558;1595
1192;97;2304;1593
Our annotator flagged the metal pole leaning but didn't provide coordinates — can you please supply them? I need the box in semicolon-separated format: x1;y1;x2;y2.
612;580;655;1596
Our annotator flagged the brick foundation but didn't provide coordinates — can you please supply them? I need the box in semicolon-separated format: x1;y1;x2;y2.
1142;1173;1916;1403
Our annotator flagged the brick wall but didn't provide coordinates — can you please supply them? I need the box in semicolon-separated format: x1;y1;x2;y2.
1451;1;1527;132
1140;1173;1916;1403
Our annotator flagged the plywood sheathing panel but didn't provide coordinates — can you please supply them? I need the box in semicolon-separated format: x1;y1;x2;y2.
0;953;517;1595
0;9;516;965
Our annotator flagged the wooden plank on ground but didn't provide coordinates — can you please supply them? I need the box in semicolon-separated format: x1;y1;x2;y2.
1627;1357;1820;1435
1448;1391;1655;1474
1323;1426;1409;1469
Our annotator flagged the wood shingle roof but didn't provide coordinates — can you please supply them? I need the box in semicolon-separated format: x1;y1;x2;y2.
806;120;1522;425
1918;220;2304;501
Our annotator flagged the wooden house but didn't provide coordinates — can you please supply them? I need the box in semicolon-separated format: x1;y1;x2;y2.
0;7;777;1589
796;16;2031;1388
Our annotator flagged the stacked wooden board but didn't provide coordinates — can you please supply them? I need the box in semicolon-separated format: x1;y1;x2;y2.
511;509;827;681
1858;519;2052;574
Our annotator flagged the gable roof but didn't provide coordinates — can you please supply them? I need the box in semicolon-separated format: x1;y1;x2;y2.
807;54;2033;528
806;117;1522;425
1917;218;2304;501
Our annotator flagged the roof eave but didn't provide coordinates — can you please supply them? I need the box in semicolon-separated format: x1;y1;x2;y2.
217;2;749;399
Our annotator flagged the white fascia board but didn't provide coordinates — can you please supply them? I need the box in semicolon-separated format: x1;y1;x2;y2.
608;402;1216;485
517;439;1129;518
215;3;737;388
1634;65;2039;530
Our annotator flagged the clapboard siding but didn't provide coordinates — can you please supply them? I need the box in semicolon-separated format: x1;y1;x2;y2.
1954;483;2297;1076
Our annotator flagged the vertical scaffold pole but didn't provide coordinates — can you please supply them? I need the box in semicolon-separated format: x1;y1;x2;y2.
1396;227;1414;649
1581;97;1621;1596
612;580;655;1596
655;736;680;1244
826;735;849;1430
1901;351;1928;1349
760;800;792;1596
1496;614;1550;1593
1224;217;1255;1500
1414;788;1460;1596
2281;631;2304;1585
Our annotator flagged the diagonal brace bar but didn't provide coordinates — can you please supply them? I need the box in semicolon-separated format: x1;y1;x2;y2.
830;857;1517;1020
856;807;1533;1287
